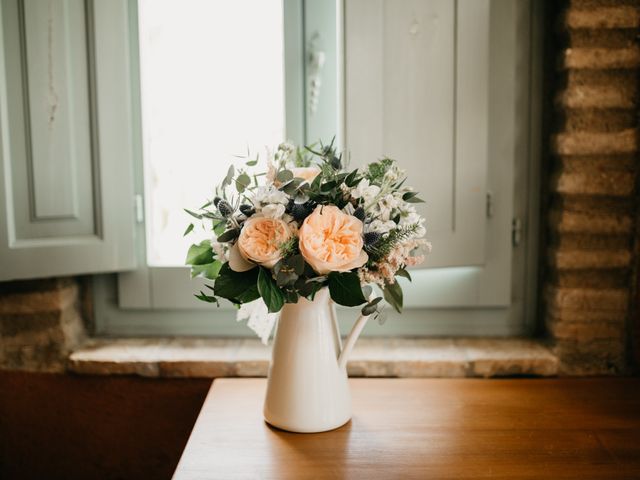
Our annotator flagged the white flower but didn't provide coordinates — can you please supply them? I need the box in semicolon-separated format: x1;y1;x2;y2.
399;212;426;237
210;241;227;261
251;186;288;209
262;203;286;219
378;194;400;221
367;219;396;234
351;179;380;202
265;188;288;205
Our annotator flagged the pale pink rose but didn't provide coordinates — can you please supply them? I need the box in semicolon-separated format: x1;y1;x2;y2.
234;216;292;270
291;166;321;183
298;205;368;275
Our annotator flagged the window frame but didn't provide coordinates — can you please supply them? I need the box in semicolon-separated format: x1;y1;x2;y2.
94;0;541;337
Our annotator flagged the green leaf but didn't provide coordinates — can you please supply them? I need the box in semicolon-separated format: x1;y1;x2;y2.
288;254;305;275
194;291;218;304
184;208;203;220
191;260;222;280
320;180;337;192
217;229;240;242
345;169;360;187
257;267;285;313
361;297;383;316
405;196;425;203
222;165;235;187
213;220;226;236
213;263;259;303
246;159;258;166
183;223;194;236
235;173;251;193
402;191;418;201
328;272;367;307
185;241;213;265
383;281;403;313
396;268;412;282
276;170;293;183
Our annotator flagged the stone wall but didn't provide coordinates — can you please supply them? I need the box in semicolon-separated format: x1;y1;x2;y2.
544;0;640;374
0;277;86;372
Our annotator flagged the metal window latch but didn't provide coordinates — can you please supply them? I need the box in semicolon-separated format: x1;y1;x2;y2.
512;217;522;247
486;191;494;218
134;194;144;223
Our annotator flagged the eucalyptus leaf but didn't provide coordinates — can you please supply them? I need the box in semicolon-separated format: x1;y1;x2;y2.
361;297;382;316
222;165;235;187
235;173;251;193
396;268;412;282
184;208;203;220
276;170;294;183
383;281;403;313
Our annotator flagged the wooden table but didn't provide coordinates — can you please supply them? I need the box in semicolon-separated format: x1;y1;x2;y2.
173;378;640;479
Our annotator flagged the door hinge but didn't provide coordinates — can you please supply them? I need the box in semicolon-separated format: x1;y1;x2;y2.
512;217;523;247
134;194;145;223
486;191;494;218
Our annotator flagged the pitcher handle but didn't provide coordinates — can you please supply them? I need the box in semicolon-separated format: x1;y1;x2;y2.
337;294;374;370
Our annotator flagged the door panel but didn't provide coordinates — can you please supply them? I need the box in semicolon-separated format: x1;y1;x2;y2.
0;0;136;280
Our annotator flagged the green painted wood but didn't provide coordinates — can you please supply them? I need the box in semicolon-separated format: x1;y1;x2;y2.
0;0;136;280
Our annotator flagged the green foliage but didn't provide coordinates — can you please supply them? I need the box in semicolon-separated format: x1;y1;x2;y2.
328;272;367;307
257;267;285;313
383;281;403;313
366;157;395;183
191;260;222;280
365;224;421;262
213;263;260;304
185;240;214;265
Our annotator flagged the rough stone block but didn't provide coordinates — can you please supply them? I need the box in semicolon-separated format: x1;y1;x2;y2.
565;6;640;29
548;247;632;269
545;285;629;311
553;170;636;196
550;209;633;234
554;129;638;156
558;84;637;109
562;46;640;69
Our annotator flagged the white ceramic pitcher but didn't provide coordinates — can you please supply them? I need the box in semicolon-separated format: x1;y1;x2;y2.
263;287;370;433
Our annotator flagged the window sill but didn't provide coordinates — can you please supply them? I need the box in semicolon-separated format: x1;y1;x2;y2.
68;337;558;378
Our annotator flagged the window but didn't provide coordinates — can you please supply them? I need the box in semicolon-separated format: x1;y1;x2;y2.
90;0;537;335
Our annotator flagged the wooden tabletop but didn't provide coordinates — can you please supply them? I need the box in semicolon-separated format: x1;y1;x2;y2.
173;378;640;479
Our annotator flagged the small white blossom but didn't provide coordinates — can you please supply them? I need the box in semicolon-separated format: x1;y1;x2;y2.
367;219;396;234
351;179;380;203
266;189;288;205
210;241;227;261
262;203;286;219
378;194;400;221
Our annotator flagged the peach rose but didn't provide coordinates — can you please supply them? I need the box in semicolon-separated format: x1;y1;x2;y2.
230;217;292;272
298;205;368;275
291;166;321;183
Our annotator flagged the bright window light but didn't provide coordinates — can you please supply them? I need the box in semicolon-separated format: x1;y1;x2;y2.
138;0;285;266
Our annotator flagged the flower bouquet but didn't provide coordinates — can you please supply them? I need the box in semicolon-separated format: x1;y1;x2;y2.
184;140;429;432
185;140;429;320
